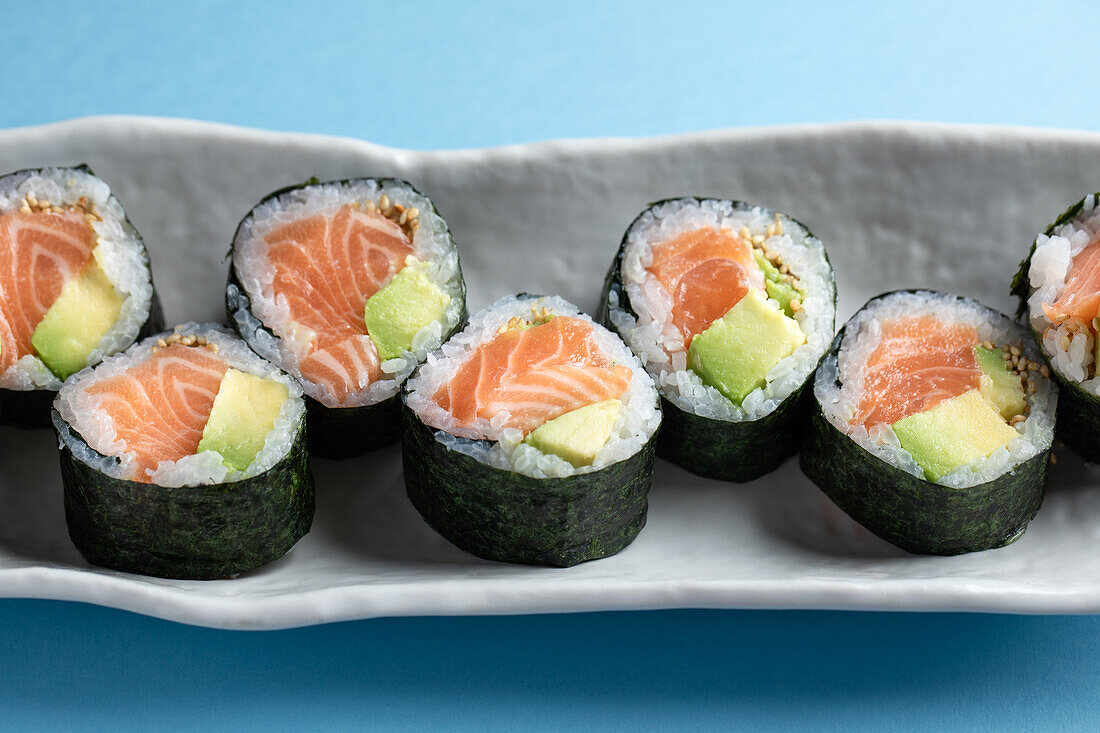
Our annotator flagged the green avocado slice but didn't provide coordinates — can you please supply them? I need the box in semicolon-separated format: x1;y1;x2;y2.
31;257;124;379
974;345;1027;420
524;399;621;467
197;368;290;471
752;249;804;317
892;388;1019;482
687;288;806;405
364;262;451;361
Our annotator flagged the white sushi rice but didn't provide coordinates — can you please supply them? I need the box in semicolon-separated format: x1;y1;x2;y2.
54;323;306;488
230;178;464;408
1026;194;1100;390
0;167;155;391
607;198;836;421
405;294;661;479
816;291;1056;488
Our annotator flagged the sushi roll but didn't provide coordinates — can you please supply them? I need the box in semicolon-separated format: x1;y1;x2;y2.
1012;193;1100;462
403;294;661;566
0;165;163;427
227;177;466;458
52;323;313;579
801;291;1056;555
600;197;836;481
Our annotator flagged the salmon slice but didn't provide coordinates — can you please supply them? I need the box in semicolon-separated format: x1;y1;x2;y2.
434;316;633;436
0;209;97;373
851;316;980;427
86;343;228;481
1043;237;1100;325
646;227;764;342
264;204;413;402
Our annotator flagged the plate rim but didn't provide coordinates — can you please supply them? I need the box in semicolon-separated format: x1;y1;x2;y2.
2;115;1099;629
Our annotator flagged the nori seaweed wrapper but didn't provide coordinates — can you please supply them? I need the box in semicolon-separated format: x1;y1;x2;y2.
0;165;165;428
800;291;1051;555
401;402;655;567
226;177;466;459
53;405;314;580
1012;193;1100;462
599;197;835;482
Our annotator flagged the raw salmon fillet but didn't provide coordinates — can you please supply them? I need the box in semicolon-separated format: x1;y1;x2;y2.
87;343;228;481
434;316;633;436
647;227;764;341
851;316;980;427
0;209;97;373
1043;237;1100;325
265;204;414;403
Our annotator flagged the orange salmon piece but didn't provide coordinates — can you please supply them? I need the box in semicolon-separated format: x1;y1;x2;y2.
646;227;764;342
0;209;97;372
434;316;633;436
265;204;414;402
851;315;980;428
86;344;229;481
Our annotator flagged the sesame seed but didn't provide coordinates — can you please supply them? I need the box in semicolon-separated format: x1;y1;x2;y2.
379;194;390;210
407;207;419;220
1061;335;1071;351
752;234;765;245
790;298;802;312
1050;453;1058;466
399;210;408;225
775;220;784;235
1010;345;1021;356
1027;379;1038;394
981;341;993;350
766;223;776;238
1027;362;1038;371
1040;365;1050;378
739;226;751;240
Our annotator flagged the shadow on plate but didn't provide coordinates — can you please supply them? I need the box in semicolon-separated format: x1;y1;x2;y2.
749;458;906;560
0;426;88;568
312;445;494;568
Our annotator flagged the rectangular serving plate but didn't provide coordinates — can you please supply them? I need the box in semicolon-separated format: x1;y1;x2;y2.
2;116;1099;629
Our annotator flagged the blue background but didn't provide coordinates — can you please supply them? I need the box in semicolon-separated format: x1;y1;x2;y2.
2;1;1098;729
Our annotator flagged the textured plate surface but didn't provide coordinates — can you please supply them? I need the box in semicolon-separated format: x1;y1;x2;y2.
2;116;1100;628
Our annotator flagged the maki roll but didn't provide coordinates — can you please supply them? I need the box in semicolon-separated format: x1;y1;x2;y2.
600;197;836;481
1012;193;1100;462
801;291;1056;555
227;177;466;458
52;323;313;579
403;294;661;566
0;165;163;427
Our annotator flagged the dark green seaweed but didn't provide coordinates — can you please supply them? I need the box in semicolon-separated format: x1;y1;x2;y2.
54;405;314;580
655;383;813;482
226;177;466;459
599;197;834;482
0;165;165;429
1012;193;1100;462
401;403;655;567
800;291;1051;555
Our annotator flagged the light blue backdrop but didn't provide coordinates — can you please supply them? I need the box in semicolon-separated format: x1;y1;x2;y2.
2;2;1098;730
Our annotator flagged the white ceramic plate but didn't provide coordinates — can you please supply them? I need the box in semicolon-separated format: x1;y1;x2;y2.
2;116;1099;629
